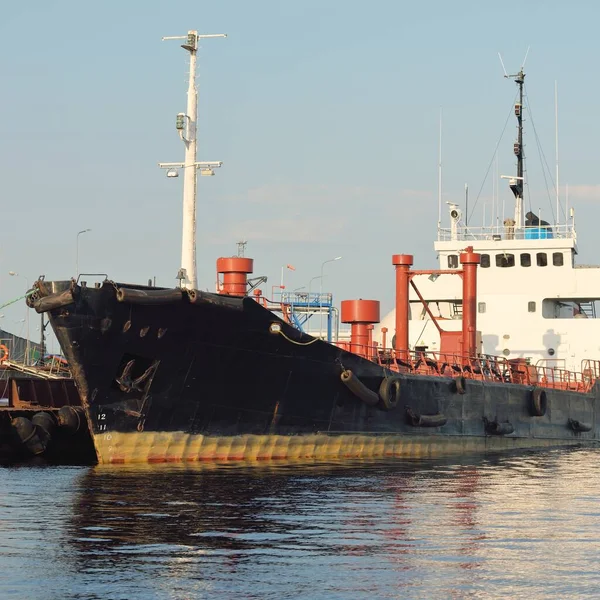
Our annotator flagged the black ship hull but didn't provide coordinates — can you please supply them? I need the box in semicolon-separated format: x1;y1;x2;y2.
31;280;600;464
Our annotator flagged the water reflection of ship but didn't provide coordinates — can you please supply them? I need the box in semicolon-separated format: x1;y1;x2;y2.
69;463;415;549
66;450;597;595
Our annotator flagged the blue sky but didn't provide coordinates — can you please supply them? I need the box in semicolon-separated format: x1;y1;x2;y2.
1;0;599;347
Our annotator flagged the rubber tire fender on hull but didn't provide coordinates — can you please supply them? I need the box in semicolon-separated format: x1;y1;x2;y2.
530;387;547;417
379;376;402;411
340;370;379;406
405;407;447;427
453;375;466;395
483;417;514;436
568;418;592;433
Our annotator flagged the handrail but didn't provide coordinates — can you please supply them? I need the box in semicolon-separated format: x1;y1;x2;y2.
437;223;576;242
334;342;595;394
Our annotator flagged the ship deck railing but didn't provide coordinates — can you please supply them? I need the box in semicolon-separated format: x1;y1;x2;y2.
437;223;576;242
335;341;594;393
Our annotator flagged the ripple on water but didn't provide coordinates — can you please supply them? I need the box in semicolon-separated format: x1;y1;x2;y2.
1;450;600;598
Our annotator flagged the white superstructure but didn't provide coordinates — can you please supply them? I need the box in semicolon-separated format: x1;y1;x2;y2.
376;65;600;373
376;212;600;372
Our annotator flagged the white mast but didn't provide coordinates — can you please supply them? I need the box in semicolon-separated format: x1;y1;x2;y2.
437;108;442;236
555;80;560;227
159;30;226;290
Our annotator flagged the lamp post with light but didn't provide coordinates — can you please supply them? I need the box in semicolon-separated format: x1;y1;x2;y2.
8;271;30;365
308;275;322;302
319;256;342;340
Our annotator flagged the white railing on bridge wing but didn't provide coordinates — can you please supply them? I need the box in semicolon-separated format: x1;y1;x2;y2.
437;224;576;242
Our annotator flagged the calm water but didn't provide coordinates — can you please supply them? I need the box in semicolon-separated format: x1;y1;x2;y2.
1;449;600;599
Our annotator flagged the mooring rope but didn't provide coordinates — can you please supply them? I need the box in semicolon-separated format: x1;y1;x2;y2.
278;330;320;346
0;289;36;311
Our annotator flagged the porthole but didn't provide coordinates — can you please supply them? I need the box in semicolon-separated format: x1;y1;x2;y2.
496;253;515;268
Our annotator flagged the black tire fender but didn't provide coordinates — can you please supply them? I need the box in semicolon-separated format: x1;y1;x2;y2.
453;375;466;395
340;370;379;407
530;387;547;417
378;376;402;411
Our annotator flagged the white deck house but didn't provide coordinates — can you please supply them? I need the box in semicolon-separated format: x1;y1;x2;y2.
376;214;600;373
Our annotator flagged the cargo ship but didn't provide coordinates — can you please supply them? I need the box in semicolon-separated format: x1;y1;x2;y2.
28;34;600;463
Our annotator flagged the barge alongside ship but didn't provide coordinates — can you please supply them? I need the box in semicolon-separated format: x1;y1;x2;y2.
0;359;95;464
26;35;600;464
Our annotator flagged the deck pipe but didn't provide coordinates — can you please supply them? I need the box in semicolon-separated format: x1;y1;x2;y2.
381;326;388;350
341;300;381;356
459;246;481;357
216;257;254;297
392;254;413;360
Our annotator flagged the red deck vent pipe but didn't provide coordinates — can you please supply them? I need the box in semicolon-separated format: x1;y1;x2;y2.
392;254;413;361
460;246;480;357
216;257;254;296
341;299;380;356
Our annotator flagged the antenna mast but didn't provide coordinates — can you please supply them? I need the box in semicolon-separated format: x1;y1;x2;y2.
500;49;528;228
555;80;560;227
159;30;226;290
437;108;442;236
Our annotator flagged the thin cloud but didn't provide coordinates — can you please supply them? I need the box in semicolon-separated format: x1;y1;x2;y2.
208;182;435;243
564;184;600;203
210;216;347;243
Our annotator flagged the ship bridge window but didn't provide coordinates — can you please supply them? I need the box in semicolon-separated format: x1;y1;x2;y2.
496;253;515;268
537;253;548;267
543;298;600;319
520;253;531;267
553;252;564;266
447;254;459;269
480;254;490;268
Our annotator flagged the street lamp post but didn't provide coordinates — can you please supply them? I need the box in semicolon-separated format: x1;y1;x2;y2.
76;229;91;278
319;256;342;340
308;276;322;299
307;276;322;335
8;271;29;365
